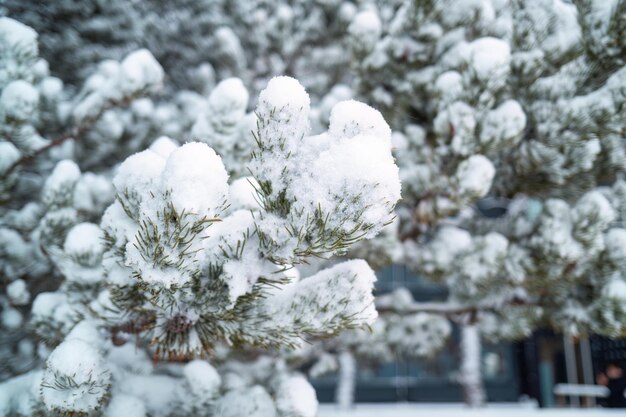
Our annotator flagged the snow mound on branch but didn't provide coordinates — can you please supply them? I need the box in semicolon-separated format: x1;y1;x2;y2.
467;37;510;80
64;223;104;259
456;155;495;197
275;374;318;417
328;99;391;143
1;80;39;121
183;360;221;398
41;339;110;413
162;142;229;217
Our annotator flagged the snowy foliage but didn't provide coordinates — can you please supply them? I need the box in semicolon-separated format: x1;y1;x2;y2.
1;0;625;413
0;18;400;412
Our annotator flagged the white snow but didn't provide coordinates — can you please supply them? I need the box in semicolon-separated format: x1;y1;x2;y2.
73;172;115;215
275;374;319;417
64;222;104;259
162;142;229;217
42;159;80;206
6;278;29;305
120;49;164;94
455;155;496;197
1;307;22;329
41;339;110;413
328;100;391;144
207;78;249;120
217;385;277;417
0;17;38;88
0;371;43;417
0;80;39;121
229;176;261;210
112;148;166;213
105;394;147;417
480;100;527;147
0;142;20;174
435;71;464;103
182;360;221;398
256;76;311;154
603;278;626;300
257;260;378;335
31;292;68;320
148;136;179;158
348;11;382;51
434;101;477;155
467;37;511;81
604;228;626;264
0;17;37;55
65;320;103;347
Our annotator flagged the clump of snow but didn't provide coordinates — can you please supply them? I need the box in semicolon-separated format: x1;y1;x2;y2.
604;228;626;264
120;49;164;95
30;291;78;338
252;77;400;258
217;385;276;417
31;292;67;319
327;100;391;143
148;136;179;158
257;260;378;338
0;371;43;416
42;160;81;207
2;307;22;329
65;320;103;347
256;76;311;153
275;374;318;417
603;278;626;301
113;149;166;214
162;142;229;218
72;49;163;122
532;199;583;261
348;11;382;51
434;71;463;103
6;279;29;305
0;17;38;88
0;17;37;55
299;132;400;238
480;100;526;148
105;395;146;417
229;177;260;210
116;374;179;416
73;173;115;215
467;37;511;81
434;101;477;155
0;142;20;174
207;78;249;122
41;339;110;413
572;191;616;247
455;155;495;197
182;360;221;399
64;222;104;261
409;226;473;274
0;80;39;122
59;223;106;284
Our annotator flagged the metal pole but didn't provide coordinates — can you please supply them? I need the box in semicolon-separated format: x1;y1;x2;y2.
563;334;580;407
580;336;595;407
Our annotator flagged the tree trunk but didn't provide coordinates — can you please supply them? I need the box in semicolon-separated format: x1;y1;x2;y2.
335;349;356;410
460;323;486;407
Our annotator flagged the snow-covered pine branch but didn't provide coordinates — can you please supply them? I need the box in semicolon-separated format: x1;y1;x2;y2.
0;74;400;417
